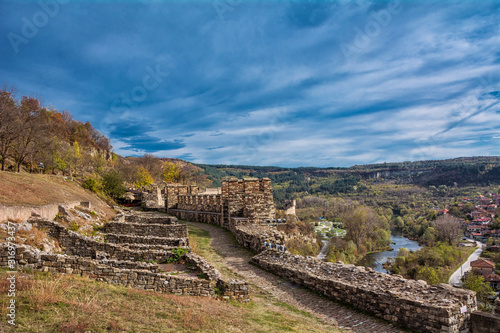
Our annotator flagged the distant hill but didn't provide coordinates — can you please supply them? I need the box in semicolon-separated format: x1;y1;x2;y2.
196;156;500;204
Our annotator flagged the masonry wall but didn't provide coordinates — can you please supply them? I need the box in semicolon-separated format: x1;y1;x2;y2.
185;252;249;301
251;250;477;333
124;215;178;224
471;312;500;333
166;178;275;224
0;245;215;297
29;219;182;262
0;201;82;222
103;234;188;247
227;219;286;253
103;221;188;238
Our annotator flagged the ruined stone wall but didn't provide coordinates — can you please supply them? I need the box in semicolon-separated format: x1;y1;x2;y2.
167;178;275;224
165;185;198;209
228;219;286;253
0;201;82;222
103;234;188;247
0;245;214;297
251;250;477;333
29;219;182;262
184;252;249;301
176;194;222;213
124;215;177;224
103;221;188;238
169;210;222;226
471;311;500;333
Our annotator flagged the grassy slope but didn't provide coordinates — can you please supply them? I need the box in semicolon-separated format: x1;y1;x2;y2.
0;171;114;217
0;224;339;333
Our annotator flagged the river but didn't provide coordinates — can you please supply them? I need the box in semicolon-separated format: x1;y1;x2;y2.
356;233;422;273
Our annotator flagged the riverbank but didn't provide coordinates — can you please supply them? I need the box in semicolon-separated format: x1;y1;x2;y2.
357;234;422;273
388;243;478;284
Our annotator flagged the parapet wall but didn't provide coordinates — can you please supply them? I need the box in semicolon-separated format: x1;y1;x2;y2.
251;250;477;333
165;178;275;224
228;220;286;253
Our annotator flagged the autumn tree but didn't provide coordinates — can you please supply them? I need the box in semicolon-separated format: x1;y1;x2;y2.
434;214;462;244
0;90;17;170
162;161;180;182
135;166;153;188
12;97;45;172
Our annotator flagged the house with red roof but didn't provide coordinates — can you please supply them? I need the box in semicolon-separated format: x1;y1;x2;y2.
470;259;495;276
484;273;500;291
472;217;492;224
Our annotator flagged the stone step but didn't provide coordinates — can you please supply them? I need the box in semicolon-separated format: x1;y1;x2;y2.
103;233;188;247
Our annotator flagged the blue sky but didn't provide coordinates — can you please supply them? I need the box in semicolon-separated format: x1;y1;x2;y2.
1;0;499;167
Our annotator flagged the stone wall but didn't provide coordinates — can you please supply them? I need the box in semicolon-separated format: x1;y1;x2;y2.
166;178;275;225
124;214;177;224
103;221;188;238
0;201;82;222
228;219;286;253
471;312;500;333
184;252;249;301
169;210;222;226
251;250;477;333
103;233;188;247
0;244;214;297
29;219;181;262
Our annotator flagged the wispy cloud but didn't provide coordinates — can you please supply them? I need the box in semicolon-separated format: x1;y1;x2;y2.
0;0;498;167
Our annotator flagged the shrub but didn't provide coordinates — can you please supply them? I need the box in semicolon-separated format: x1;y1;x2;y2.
102;171;125;199
82;177;102;193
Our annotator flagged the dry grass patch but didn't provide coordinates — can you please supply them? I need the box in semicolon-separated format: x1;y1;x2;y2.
0;268;338;332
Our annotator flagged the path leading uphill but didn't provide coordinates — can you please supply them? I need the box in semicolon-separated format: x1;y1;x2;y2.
185;221;405;333
449;240;484;285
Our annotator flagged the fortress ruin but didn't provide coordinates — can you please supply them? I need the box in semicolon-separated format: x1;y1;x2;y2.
165;177;276;226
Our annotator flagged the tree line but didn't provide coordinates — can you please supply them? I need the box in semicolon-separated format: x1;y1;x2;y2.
0;88;111;173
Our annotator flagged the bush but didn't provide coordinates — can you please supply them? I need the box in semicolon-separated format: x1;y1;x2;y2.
82;177;101;193
102;171;125;199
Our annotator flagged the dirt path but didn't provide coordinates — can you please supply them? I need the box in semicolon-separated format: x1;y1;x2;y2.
186;221;406;333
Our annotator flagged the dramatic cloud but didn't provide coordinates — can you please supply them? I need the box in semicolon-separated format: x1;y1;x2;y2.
0;0;498;167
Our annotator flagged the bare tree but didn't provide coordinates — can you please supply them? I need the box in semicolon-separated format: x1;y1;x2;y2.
434;214;462;244
0;90;18;171
12;97;44;172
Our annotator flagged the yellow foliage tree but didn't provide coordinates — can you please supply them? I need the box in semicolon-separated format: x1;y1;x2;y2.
135;166;153;188
162;161;180;182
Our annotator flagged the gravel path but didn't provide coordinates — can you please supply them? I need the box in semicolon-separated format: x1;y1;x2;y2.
186;221;406;333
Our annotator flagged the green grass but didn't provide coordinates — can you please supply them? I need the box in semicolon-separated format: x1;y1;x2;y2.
442;246;477;282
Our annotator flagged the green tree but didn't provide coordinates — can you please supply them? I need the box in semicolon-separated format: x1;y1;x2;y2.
422;227;438;246
463;273;495;302
102;171;125;198
416;267;441;284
